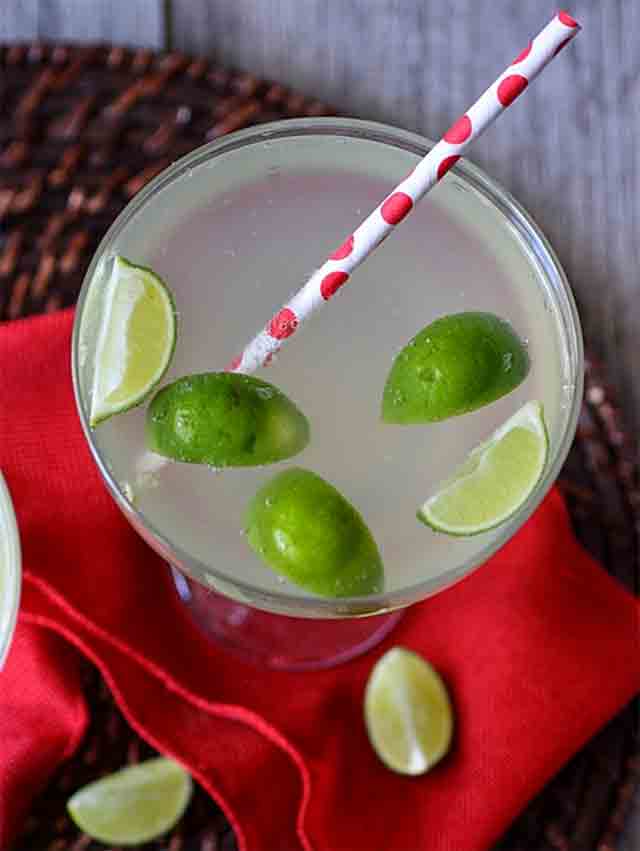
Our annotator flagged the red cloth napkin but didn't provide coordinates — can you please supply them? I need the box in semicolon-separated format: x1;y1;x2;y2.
1;309;639;851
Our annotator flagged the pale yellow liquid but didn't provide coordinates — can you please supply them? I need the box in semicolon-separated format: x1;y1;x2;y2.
81;135;573;601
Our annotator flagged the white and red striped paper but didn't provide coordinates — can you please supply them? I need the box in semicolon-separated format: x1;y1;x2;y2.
228;11;580;375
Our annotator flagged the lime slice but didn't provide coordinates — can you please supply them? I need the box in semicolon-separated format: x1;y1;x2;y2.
245;467;384;597
88;256;177;426
364;647;454;776
419;400;548;536
147;373;310;467
382;312;529;423
0;471;21;670
67;757;192;846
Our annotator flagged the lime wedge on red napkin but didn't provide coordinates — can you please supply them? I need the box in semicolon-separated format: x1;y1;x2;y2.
365;647;454;775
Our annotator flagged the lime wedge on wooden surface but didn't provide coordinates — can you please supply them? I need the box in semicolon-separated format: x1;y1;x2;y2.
67;757;192;846
88;256;177;427
419;400;548;536
364;647;454;776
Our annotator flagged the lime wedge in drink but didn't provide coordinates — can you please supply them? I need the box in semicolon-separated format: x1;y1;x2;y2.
0;471;21;670
245;467;384;596
419;400;548;536
382;312;529;423
147;373;310;467
364;647;454;776
88;256;177;427
67;757;192;846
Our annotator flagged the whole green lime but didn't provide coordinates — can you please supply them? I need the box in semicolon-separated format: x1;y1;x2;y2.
382;312;529;424
146;373;309;467
245;468;384;597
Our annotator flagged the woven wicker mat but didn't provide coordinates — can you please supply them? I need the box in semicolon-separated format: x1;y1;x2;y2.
1;44;638;851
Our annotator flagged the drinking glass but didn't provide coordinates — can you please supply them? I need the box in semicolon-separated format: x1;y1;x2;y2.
72;119;583;670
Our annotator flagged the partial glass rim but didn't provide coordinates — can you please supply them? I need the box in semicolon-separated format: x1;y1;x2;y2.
0;471;21;668
72;117;584;617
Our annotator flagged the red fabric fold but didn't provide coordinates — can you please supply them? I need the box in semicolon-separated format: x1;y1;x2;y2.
1;310;639;851
0;625;88;846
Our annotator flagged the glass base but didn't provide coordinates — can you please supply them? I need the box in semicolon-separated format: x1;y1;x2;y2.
171;569;404;672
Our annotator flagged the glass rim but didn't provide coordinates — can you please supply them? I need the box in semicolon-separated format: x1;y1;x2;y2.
72;117;584;617
0;472;21;669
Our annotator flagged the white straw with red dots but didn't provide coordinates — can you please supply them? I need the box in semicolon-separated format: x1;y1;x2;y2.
227;11;580;375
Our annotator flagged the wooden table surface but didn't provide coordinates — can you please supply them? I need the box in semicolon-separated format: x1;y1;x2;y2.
1;1;638;849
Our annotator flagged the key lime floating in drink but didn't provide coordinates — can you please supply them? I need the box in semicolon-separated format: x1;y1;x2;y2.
382;312;529;424
67;757;193;846
147;373;310;467
0;471;21;670
419;400;548;536
245;468;384;596
88;256;177;427
364;647;454;776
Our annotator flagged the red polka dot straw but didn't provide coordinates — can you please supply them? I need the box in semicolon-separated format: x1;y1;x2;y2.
228;11;580;374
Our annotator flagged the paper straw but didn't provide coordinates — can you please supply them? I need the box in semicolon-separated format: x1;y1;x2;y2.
227;10;580;375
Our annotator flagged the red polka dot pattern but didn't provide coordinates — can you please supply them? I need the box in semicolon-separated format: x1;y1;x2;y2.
437;155;460;181
444;115;472;145
263;352;274;367
230;14;579;379
320;271;349;300
228;354;242;371
380;192;413;225
558;10;578;27
268;308;298;339
497;74;528;107
513;42;532;64
330;235;354;260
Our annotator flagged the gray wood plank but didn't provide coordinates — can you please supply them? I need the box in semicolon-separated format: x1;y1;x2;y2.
0;0;164;47
0;1;39;40
171;0;640;439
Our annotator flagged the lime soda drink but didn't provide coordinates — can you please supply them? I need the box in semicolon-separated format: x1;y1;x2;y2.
75;120;581;617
